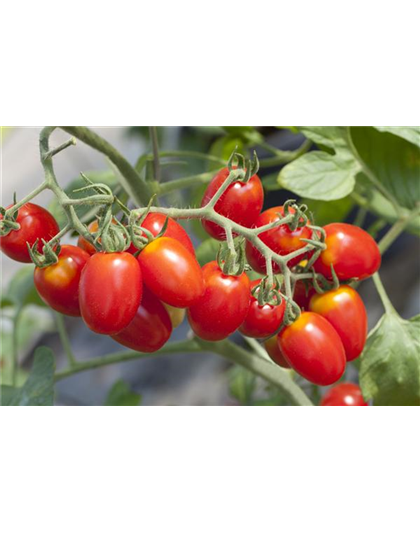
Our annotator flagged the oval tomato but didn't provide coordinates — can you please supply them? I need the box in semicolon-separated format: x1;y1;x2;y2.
128;213;195;256
309;285;367;361
239;279;286;338
138;237;204;308
112;286;172;352
187;261;250;341
264;336;290;368
278;312;346;386
320;383;368;406
79;252;142;334
34;245;90;317
314;223;381;280
0;203;59;263
201;167;264;240
293;280;316;310
245;206;312;274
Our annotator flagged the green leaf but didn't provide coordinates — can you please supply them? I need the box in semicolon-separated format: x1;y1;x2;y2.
3;265;45;309
303;196;354;226
48;170;118;228
373;127;420;147
0;385;19;406
351;127;420;210
360;314;420;406
195;238;220;266
229;366;257;405
278;127;360;201
105;380;142;406
5;347;55;406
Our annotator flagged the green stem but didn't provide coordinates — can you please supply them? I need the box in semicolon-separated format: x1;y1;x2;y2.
258;139;312;168
54;312;77;367
60;126;152;206
149;127;161;183
157;170;217;195
378;217;410;254
55;340;200;381
6;181;48;215
372;272;396;315
196;338;313;406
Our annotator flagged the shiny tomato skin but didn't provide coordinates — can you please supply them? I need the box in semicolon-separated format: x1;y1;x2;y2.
34;245;90;317
309;285;367;362
0;203;59;263
264;335;291;368
239;279;286;338
79;252;142;334
127;213;195;256
245;206;312;274
314;223;381;280
187;261;251;341
321;383;365;405
138;237;204;308
201;167;264;240
278;312;346;386
293;280;316;310
112;286;172;352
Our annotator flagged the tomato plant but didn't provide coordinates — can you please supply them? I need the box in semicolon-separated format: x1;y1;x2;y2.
112;286;172;352
79;252;142;335
0;203;59;263
201;167;264;240
309;285;367;361
245;206;312;274
320;383;368;406
278;312;346;386
314;223;381;280
138;237;204;308
187;261;250;341
34;244;90;317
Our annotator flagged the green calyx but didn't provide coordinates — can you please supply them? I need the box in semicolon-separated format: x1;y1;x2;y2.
0;206;20;236
253;277;283;307
28;239;60;268
217;237;247;276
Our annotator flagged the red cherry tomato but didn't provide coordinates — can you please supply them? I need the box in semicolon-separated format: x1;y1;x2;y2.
314;223;381;280
0;203;59;263
127;213;195;256
201;167;264;240
138;237;204;308
293;279;316;310
309;285;367;362
264;336;290;368
187;261;250;341
79;252;142;334
245;206;312;274
239;279;286;338
34;244;90;317
278;312;346;386
112;286;172;352
320;383;369;533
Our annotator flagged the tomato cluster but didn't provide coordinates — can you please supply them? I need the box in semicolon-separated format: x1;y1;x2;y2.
1;164;380;394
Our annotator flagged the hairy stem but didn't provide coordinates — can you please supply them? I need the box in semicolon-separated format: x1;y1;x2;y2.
54;312;77;367
372;272;397;315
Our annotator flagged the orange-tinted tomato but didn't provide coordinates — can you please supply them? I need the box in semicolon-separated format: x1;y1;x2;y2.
34;245;90;316
309;285;367;362
239;279;286;338
112;286;172;352
320;383;368;406
278;312;346;386
0;203;59;263
314;223;381;280
162;303;186;329
245;206;312;274
187;261;250;341
128;213;195;256
201;167;264;240
264;335;290;368
79;252;142;334
138;237;204;308
77;219;104;255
